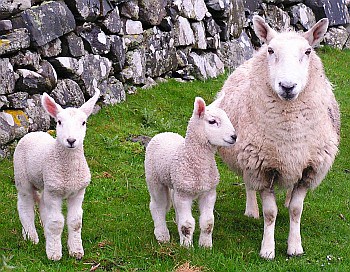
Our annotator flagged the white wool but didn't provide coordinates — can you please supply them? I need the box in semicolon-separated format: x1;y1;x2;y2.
216;16;340;259
145;97;236;248
13;89;100;261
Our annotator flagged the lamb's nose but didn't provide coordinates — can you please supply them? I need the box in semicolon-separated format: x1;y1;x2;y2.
279;82;296;93
231;134;237;143
67;138;76;147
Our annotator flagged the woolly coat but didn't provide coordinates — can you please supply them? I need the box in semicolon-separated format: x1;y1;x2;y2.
217;45;340;190
145;117;219;196
14;131;91;197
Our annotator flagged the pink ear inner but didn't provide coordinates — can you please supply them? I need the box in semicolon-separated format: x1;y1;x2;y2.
44;96;59;118
197;99;205;118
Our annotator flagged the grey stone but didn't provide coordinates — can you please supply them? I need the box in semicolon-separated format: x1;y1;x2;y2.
139;0;167;26
160;16;174;32
15;69;52;94
121;19;144;35
288;3;316;30
0;0;31;20
263;3;291;32
102;7;122;34
123;34;144;50
10;50;41;70
141;77;158;89
174;16;195;46
0;20;12;34
305;0;350;27
120;0;139;20
0;96;9;109
38;38;62;58
0;113;15;145
37;60;58;91
192;21;207;49
0;28;30;56
188;52;224;80
109;35;126;72
7;92;29;109
174;0;208;21
99;77;126;105
0;58;15;95
324;26;349;49
50;57;82;80
12;1;76;47
243;0;262;14
61;32;85;57
144;27;178;78
176;49;190;68
65;0;113;22
120;48;146;85
25;94;50;132
206;34;221;49
77;23;111;55
204;15;221;37
50;79;85;108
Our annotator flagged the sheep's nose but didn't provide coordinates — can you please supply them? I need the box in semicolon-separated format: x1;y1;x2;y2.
279;82;296;93
231;134;237;143
67;138;76;147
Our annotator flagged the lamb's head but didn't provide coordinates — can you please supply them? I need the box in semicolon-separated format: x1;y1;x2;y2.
192;97;236;147
253;15;329;101
42;89;100;149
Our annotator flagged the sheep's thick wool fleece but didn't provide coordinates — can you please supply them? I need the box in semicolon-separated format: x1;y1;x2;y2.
14;132;90;197
146;118;219;195
218;46;340;190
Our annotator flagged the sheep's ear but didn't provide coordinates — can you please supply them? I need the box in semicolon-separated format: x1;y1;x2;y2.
253;15;277;44
209;91;225;108
193;97;206;119
302;18;329;47
41;93;62;119
80;88;100;117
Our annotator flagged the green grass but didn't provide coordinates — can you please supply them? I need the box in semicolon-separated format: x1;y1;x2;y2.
1;47;350;271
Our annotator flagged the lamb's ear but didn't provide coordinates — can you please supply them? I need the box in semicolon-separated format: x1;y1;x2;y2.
253;15;277;44
41;93;62;119
302;18;329;47
193;97;206;119
80;88;100;117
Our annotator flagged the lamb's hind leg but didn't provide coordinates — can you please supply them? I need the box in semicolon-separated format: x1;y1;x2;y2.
259;188;278;260
67;189;85;259
198;189;216;248
148;182;171;243
287;184;308;256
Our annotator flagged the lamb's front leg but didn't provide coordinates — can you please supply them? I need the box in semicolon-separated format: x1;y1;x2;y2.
287;184;308;256
198;189;216;248
67;189;86;259
173;192;195;247
40;191;64;261
259;188;278;259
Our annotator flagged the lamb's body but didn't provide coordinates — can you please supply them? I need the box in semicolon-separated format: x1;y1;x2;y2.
216;16;340;259
145;97;236;247
14;90;99;261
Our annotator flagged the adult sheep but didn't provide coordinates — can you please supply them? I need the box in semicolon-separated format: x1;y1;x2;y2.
216;15;340;259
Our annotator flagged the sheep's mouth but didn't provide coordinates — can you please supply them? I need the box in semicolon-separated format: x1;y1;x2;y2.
279;93;298;101
224;139;236;145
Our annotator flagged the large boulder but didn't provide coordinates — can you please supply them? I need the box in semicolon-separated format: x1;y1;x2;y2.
188;52;224;80
174;16;195;46
50;79;85;108
139;0;168;25
0;58;15;95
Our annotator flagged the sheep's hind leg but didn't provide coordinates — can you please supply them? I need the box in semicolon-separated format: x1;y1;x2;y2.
67;189;85;259
243;173;259;218
173;192;195;247
198;189;216;248
148;183;171;243
40;191;64;261
287;184;308;256
17;186;39;244
259;188;277;260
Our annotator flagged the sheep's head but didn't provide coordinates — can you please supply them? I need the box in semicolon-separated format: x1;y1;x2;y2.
193;97;236;147
253;15;329;101
42;89;100;149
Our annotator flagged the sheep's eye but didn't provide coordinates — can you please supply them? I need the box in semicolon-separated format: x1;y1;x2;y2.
57;120;62;125
268;47;274;55
209;120;217;125
82;121;86;126
305;48;311;55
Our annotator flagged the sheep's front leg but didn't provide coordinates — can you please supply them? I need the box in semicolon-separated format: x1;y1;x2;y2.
40;191;64;261
198;189;216;248
287;184;308;256
173;192;195;247
259;188;277;259
67;189;86;259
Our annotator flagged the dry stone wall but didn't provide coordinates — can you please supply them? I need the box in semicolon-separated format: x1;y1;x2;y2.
0;0;349;157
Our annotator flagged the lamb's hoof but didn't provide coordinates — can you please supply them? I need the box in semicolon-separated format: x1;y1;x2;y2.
287;246;304;257
155;228;170;243
244;210;259;219
69;250;84;260
260;250;275;260
47;252;62;261
22;229;39;244
199;237;212;248
180;239;193;248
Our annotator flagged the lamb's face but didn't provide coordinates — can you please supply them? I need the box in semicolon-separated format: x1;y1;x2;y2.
56;108;88;149
266;33;312;101
204;107;236;147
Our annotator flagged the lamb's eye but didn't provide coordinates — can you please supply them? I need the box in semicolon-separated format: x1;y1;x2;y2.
305;48;311;55
209;120;217;125
82;121;86;126
57;120;62;125
268;47;274;55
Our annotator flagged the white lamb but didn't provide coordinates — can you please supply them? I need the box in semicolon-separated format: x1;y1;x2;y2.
216;15;340;259
144;97;236;248
13;89;100;261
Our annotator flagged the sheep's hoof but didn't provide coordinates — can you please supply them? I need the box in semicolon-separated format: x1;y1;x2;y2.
259;250;275;260
155;228;170;243
287;247;304;257
199;236;212;248
180;239;193;248
22;229;39;244
244;210;259;219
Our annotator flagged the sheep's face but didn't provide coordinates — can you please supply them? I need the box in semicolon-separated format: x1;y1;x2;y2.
266;34;311;101
204;106;237;147
56;109;88;149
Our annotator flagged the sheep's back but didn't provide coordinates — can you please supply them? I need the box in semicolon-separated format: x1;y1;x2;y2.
145;132;184;188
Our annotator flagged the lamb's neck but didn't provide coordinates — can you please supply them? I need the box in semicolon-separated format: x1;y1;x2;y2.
184;132;217;163
54;141;86;161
